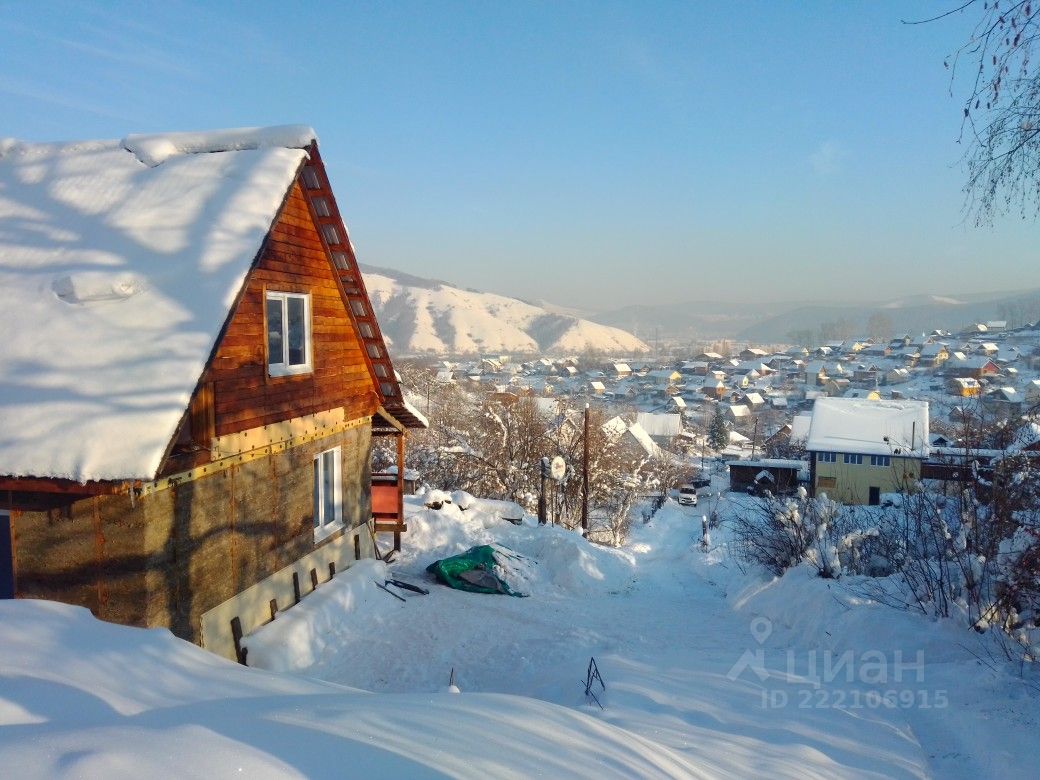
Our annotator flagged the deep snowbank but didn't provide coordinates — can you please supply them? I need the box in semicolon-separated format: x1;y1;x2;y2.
0;599;702;779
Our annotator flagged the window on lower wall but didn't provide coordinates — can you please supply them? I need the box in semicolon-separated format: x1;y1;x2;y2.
870;455;891;466
843;453;863;465
313;447;342;542
266;291;311;377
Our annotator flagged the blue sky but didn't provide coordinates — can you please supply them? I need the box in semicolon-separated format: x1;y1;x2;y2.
2;1;1036;311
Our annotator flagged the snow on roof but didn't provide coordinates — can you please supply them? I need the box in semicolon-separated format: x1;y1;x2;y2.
602;415;628;438
401;398;430;429
635;412;681;438
625;422;661;458
0;127;314;481
122;125;316;167
806;398;929;457
736;457;809;471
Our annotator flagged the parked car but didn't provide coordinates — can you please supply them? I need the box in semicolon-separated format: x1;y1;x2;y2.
677;485;699;506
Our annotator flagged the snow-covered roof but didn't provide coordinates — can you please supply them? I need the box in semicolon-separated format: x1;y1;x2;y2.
625;422;661;458
635;412;681;438
788;413;811;444
806;398;929;458
0;126;315;481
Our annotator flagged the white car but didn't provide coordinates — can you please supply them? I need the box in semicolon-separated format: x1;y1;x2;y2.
677;485;699;506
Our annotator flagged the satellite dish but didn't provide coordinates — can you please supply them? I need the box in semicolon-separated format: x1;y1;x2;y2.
550;456;567;481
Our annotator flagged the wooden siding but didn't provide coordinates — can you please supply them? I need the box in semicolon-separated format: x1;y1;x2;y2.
10;424;372;643
163;179;378;476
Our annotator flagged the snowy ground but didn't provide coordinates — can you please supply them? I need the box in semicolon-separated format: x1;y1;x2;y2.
247;491;1040;779
3;489;1038;778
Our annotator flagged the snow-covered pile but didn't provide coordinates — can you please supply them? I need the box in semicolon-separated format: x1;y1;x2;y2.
401;497;635;596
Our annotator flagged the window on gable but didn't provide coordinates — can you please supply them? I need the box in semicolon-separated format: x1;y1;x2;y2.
313;447;342;541
312;197;331;217
266;291;311;376
302;167;321;190
321;224;341;245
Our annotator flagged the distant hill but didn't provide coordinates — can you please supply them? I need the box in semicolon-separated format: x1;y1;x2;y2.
592;287;1040;344
737;287;1040;343
360;265;649;356
590;301;791;342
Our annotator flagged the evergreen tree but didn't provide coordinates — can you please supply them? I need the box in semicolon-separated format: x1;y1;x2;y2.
707;406;730;451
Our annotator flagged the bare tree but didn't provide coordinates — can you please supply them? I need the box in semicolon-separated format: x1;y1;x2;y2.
914;1;1040;222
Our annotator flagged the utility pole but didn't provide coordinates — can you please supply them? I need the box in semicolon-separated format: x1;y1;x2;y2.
582;403;589;537
751;417;759;460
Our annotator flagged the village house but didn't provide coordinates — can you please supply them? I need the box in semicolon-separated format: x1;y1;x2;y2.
805;397;929;505
646;368;682;388
947;377;982;397
1026;379;1040;407
739;347;768;361
0;127;426;661
944;355;1000;379
728;458;808;495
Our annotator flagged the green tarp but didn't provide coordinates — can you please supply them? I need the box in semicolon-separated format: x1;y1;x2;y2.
426;545;527;596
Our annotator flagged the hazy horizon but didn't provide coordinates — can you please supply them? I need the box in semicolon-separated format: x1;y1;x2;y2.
5;1;1037;310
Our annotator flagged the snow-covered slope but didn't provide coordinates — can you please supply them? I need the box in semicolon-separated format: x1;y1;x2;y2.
361;265;649;355
0;599;700;779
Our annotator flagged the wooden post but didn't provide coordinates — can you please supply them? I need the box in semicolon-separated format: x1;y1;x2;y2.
395;433;405;552
292;572;301;604
230;616;247;666
328;561;336;579
582;404;589;537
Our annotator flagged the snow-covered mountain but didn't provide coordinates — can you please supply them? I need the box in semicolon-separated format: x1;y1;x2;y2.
361;265;649;355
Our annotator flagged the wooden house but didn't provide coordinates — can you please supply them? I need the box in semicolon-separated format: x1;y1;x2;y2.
944;356;1000;379
947;377;982;397
0;127;426;661
806;398;929;505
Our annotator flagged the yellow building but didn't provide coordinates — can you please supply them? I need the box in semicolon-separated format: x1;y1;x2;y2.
806;397;929;505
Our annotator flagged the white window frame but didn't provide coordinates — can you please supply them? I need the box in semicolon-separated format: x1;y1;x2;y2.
870;455;891;467
843;453;864;465
817;452;836;463
266;291;312;377
313;447;343;542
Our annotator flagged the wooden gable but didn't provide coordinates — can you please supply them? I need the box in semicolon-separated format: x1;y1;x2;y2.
161;141;422;477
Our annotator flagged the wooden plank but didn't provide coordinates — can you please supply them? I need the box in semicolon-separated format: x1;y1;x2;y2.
0;477;131;496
